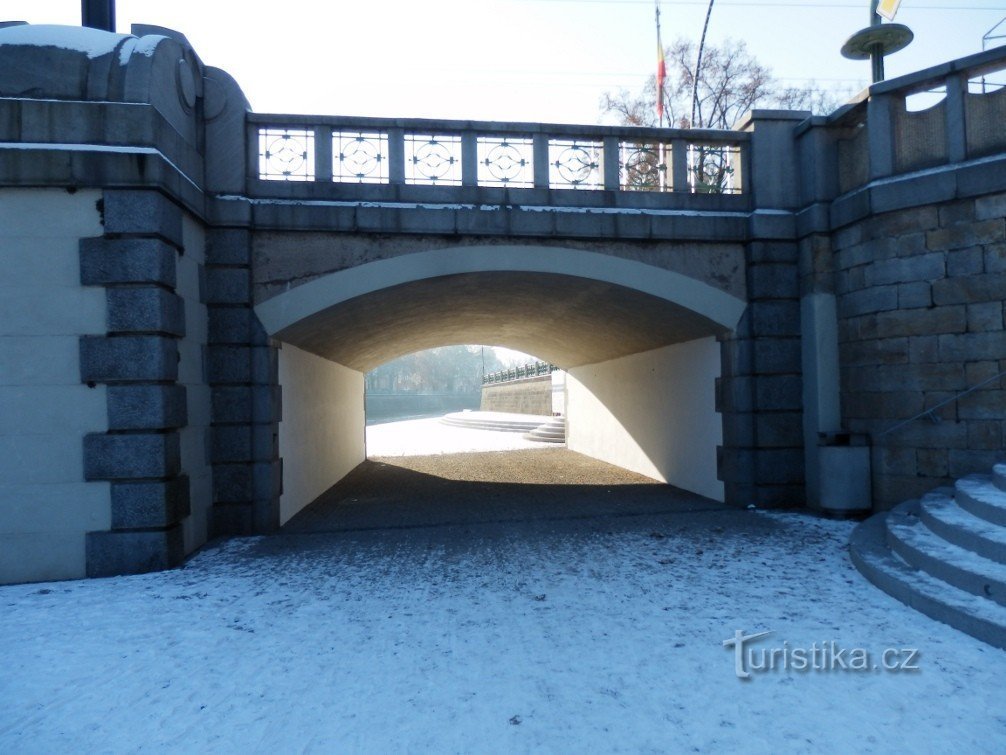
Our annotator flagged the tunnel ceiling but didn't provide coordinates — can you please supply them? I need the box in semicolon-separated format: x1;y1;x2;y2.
274;272;730;372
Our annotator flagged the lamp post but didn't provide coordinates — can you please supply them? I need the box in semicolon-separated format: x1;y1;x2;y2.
81;0;116;32
841;0;913;84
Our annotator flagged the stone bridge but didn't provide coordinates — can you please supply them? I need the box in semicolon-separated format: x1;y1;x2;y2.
1;22;1004;583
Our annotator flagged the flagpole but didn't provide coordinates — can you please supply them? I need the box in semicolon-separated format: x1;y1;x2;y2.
691;0;716;129
655;0;664;128
655;0;667;190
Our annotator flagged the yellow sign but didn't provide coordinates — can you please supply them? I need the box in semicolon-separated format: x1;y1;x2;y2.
877;0;903;21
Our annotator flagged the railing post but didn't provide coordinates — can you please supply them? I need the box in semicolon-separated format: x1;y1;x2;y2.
944;72;967;163
739;141;751;196
461;131;478;187
671;138;689;192
246;121;260;184
533;134;550;189
314;125;333;182
867;91;897;180
388;127;406;186
602;136;620;191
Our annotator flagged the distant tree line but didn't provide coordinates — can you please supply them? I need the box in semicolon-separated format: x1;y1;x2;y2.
365;345;509;395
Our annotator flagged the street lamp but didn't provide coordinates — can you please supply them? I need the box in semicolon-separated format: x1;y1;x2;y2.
841;0;913;84
81;0;116;32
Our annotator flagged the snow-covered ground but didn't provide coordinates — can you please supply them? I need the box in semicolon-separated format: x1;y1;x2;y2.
2;510;1005;751
2;419;1004;751
367;415;553;456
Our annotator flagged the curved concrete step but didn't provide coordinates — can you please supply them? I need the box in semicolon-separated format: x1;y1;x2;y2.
850;513;1006;650
441;418;541;433
919;490;1006;565
440;411;547;433
956;474;1006;527
886;500;1006;607
995;463;1006;493
523;418;566;444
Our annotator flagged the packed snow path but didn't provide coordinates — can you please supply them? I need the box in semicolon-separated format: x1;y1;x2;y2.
2;501;1004;751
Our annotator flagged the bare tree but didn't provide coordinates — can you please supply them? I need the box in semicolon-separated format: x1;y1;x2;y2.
602;37;844;130
601;38;847;193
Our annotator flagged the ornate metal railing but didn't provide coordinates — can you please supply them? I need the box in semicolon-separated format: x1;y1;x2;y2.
483;361;557;385
248;114;748;198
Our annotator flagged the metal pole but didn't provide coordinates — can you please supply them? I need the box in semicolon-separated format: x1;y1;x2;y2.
81;0;116;32
655;0;664;128
870;0;884;83
691;0;715;128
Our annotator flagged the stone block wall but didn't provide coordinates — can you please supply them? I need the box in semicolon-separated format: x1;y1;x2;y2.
717;241;805;508
480;375;552;415
833;195;1006;509
205;229;283;535
79;189;191;576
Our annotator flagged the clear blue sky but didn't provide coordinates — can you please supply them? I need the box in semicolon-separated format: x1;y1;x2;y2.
4;1;1003;122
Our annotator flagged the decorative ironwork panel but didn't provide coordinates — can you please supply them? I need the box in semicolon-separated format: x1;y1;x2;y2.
482;361;555;384
687;143;742;194
548;139;603;190
258;128;315;181
477;137;534;188
333;131;388;183
619;141;670;191
405;134;462;185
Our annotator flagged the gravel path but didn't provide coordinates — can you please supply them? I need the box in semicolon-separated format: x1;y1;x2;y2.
373;447;660;485
283;449;722;534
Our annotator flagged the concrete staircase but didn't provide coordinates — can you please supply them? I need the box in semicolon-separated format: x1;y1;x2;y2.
440;411;550;433
523;417;566;444
850;463;1006;649
440;411;567;444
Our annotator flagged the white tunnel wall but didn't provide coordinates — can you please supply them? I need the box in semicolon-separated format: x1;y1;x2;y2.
566;337;724;502
277;343;366;524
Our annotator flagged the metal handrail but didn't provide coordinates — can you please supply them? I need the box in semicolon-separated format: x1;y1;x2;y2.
247;112;749;145
482;361;556;385
877;368;1006;438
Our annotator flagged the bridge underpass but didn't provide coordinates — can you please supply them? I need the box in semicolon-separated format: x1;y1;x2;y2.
10;23;1006;583
256;246;747;527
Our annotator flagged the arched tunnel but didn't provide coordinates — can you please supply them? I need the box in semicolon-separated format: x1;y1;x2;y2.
254;245;748;525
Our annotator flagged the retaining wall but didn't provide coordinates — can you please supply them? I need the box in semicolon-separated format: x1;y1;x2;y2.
480;375;553;415
831;196;1006;509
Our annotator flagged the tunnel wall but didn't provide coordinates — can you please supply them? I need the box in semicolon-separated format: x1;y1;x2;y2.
0;189;110;583
277;344;365;524
566;337;724;501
